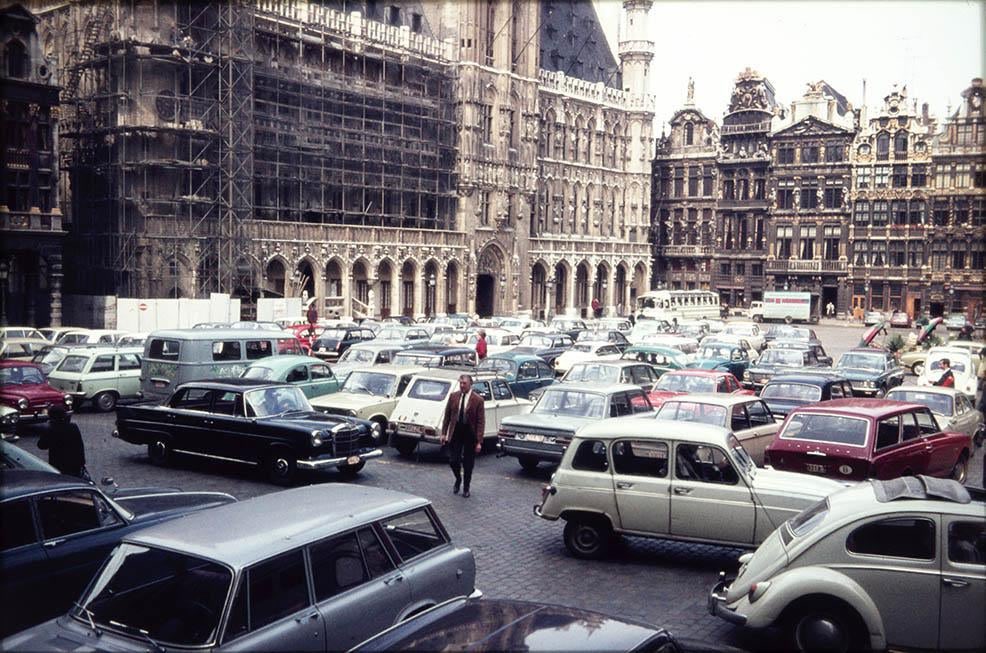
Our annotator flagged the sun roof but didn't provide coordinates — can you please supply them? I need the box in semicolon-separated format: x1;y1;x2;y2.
871;476;971;504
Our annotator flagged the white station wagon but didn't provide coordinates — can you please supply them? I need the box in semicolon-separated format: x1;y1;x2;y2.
535;419;842;559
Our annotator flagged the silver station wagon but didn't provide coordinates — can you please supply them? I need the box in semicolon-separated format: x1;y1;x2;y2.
535;419;842;559
5;484;478;652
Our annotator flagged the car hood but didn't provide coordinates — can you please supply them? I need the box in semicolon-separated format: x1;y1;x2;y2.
2;615;157;652
500;412;590;434
311;392;387;411
748;362;800;374
687;359;729;370
750;466;844;499
834;368;883;381
646;390;686;407
258;411;365;432
117;489;236;520
1;383;66;401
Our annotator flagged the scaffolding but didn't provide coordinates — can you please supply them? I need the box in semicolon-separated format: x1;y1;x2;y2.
44;0;458;301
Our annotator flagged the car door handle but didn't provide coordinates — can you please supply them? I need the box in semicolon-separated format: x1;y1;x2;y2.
295;612;319;623
806;450;827;457
673;487;693;495
384;575;404;585
943;577;970;588
616;481;634;489
43;538;65;548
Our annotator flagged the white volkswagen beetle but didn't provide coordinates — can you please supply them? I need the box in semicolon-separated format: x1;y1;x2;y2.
916;347;977;398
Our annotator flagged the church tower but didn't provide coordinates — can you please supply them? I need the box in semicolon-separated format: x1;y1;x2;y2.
619;0;654;94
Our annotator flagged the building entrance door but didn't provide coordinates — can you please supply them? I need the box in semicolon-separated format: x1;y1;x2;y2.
476;275;495;317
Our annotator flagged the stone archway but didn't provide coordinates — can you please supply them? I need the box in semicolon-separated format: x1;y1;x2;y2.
351;259;370;318
615;264;628;315
295;259;316;301
531;260;549;320
324;258;344;318
377;260;394;318
445;261;461;314
476;244;506;318
575;261;591;317
400;259;417;317
553;261;570;316
632;262;648;309
265;258;286;297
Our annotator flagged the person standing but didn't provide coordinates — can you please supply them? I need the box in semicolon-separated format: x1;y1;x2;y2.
306;302;318;337
37;406;87;479
591;297;602;318
441;374;485;498
826;301;835;318
475;329;488;361
933;358;955;388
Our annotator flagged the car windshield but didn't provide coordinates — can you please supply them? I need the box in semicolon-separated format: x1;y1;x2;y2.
654;374;714;393
929;357;968;374
338;348;377;363
78;543;231;647
887;390;954;416
837;353;885;371
533;389;605;418
477;358;514;374
241;366;274;381
781;413;869;447
56;355;90;373
698;344;735;359
244;386;312;417
0;365;45;385
656;401;727;427
406;378;452;401
725;325;755;337
317;329;349;340
565;364;620;384
392;352;440;366
761;383;822;402
758;350;803;366
570;343;594;353
342;371;396;397
33;348;68;366
375;329;405;340
519;335;551;347
728;434;756;476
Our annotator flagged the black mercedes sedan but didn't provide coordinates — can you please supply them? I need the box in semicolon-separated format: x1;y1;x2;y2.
759;371;855;418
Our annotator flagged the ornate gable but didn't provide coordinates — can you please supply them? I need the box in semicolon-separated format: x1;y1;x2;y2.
775;115;854;138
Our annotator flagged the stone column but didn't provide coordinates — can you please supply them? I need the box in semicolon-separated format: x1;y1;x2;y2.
604;266;616;316
340;264;350;320
565;273;578;317
392;273;402;318
414;271;426;319
48;256;63;327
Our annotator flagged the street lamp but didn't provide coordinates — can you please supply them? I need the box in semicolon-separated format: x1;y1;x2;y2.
0;260;8;327
948;287;955;313
427;273;436;316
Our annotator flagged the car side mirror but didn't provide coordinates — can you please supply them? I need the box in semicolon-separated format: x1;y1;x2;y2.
101;476;115;486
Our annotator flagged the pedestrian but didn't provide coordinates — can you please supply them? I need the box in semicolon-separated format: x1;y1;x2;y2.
440;374;485;498
933;358;955;388
959;323;974;340
591;297;602;319
475;329;488;361
306;302;318;338
628;313;636;326
37;406;88;479
826;301;835;318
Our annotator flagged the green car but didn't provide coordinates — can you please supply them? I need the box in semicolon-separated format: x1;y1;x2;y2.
240;355;341;399
619;344;690;377
46;346;144;412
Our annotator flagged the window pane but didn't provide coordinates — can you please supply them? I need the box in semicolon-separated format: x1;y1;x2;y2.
674;444;739;484
249;551;309;630
91;355;115;372
37;491;102;539
571;439;608;472
149;339;180;360
117;354;141;370
380;508;445;561
847;518;935;560
948;521;985;565
357;528;395;579
876;416;900;449
613;440;668;478
245;340;273;360
1;499;36;550
212;341;242;362
310;532;368;601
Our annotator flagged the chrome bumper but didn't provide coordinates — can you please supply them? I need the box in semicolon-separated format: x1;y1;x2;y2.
708;577;747;626
296;448;384;470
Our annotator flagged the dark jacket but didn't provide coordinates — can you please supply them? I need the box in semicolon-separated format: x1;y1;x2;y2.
38;422;86;476
934;368;955;388
442;390;485;445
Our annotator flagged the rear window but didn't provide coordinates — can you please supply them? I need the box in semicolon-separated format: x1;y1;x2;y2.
787;497;830;539
886;390;952;416
57;355;89;373
761;382;822;402
780;413;869;447
406;379;451;401
148;338;180;360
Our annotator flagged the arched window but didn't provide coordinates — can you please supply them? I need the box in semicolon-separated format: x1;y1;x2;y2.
684;122;694;145
894;132;908;160
5;40;28;79
876;132;890;161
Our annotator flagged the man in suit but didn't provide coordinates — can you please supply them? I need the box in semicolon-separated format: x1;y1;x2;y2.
441;374;485;498
933;358;955;388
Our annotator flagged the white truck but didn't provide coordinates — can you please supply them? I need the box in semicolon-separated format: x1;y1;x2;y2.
748;291;813;323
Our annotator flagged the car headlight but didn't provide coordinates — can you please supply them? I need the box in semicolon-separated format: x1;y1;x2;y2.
2;412;18;425
17;398;28;410
743;370;751;380
310;430;323;447
64;395;74;406
371;422;382;441
346;409;357;417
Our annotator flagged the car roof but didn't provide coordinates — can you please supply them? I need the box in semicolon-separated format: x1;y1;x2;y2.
543;382;642;394
1;469;92;500
768;372;849;384
245;355;329;369
127;484;430;568
568;360;647;369
349;342;406;351
822;477;984;525
790;398;928;417
578;416;732;443
58;345;144;357
0;360;43;369
657;392;759;407
483;353;544;364
408;368;498;382
841;347;891;356
398;346;474;355
345;364;428;376
147;329;295;339
660;368;730;378
176;378;296;391
886;384;963;398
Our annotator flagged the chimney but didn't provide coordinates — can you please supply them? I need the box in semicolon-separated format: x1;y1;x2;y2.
827;99;835;122
922;102;929;123
790;101;796;122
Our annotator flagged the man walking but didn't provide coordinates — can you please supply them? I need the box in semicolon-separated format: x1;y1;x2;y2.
441;374;485;498
475;329;488;361
306;302;318;338
826;301;835;318
38;406;87;479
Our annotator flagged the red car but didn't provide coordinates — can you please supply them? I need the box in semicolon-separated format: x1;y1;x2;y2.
765;399;972;482
646;369;752;408
285;324;321;352
0;360;74;423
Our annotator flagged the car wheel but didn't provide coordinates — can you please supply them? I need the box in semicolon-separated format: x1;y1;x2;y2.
784;315;793;325
911;362;924;376
950;454;969;484
974;425;985;448
563;518;613;560
266;449;297;485
874;387;886;398
790;606;858;653
394;438;418;456
93;391;118;412
336;460;366;477
147;439;172;466
518;455;540;472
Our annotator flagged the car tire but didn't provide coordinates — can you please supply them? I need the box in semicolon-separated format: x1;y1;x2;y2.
266;448;297;486
518;455;540;472
974;425;985;448
911;362;925;376
788;603;865;653
874;387;886;398
950;453;969;484
394;438;418;457
337;460;366;477
784;315;793;325
93;391;118;412
563;518;613;560
147;439;172;466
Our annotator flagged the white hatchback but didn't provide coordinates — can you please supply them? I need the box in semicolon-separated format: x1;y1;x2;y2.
916;347;977;398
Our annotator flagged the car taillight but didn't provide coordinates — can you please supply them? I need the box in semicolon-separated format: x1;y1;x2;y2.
424;427;435;436
748;581;770;603
540;484;556;503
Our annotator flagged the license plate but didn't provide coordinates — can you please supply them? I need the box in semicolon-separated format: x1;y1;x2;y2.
346;455;360;465
403;424;423;434
519;433;545;443
40;409;48;417
805;463;826;473
319;347;327;353
153;380;167;388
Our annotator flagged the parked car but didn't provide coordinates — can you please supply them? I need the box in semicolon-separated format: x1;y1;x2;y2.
548;318;588;340
0;469;235;637
35;327;81;343
620;344;691;377
56;329;128;345
46;346;143;411
863;310;886;326
0;360;74;425
765;399;973;482
768;337;832;366
240;354;342;399
389;370;531;456
652;394;781;465
373;325;430;344
29;344;75;377
561;360;660;393
721;322;765;352
497;383;653;471
889;310;911;328
0;337;51;361
285;322;323;350
497;317;547;334
0;327;45;340
553;341;623;375
115;333;148;347
575;329;631;351
916;347;978;398
942;339;986;368
310;325;377;362
638;333;701;358
742;346;824;391
709;476;985;653
0;404;19;437
1;439;56;471
762;325;817;345
352;597;682;653
311;365;425;432
114;379;382;483
834;348;904;397
944;312;971;331
392;346;478;368
595;317;633;334
627;318;673;344
4;484;477;652
331;342;409;379
534;419;842;559
886;385;985;446
464;328;520;355
688;341;752;380
510;332;575;366
646;369;750;408
759;372;855;418
476;353;557;399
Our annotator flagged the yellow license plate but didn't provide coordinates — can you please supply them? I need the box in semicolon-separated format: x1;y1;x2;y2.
346;455;360;465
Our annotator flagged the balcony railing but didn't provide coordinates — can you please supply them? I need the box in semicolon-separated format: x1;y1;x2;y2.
0;210;65;233
661;245;714;257
766;259;848;274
